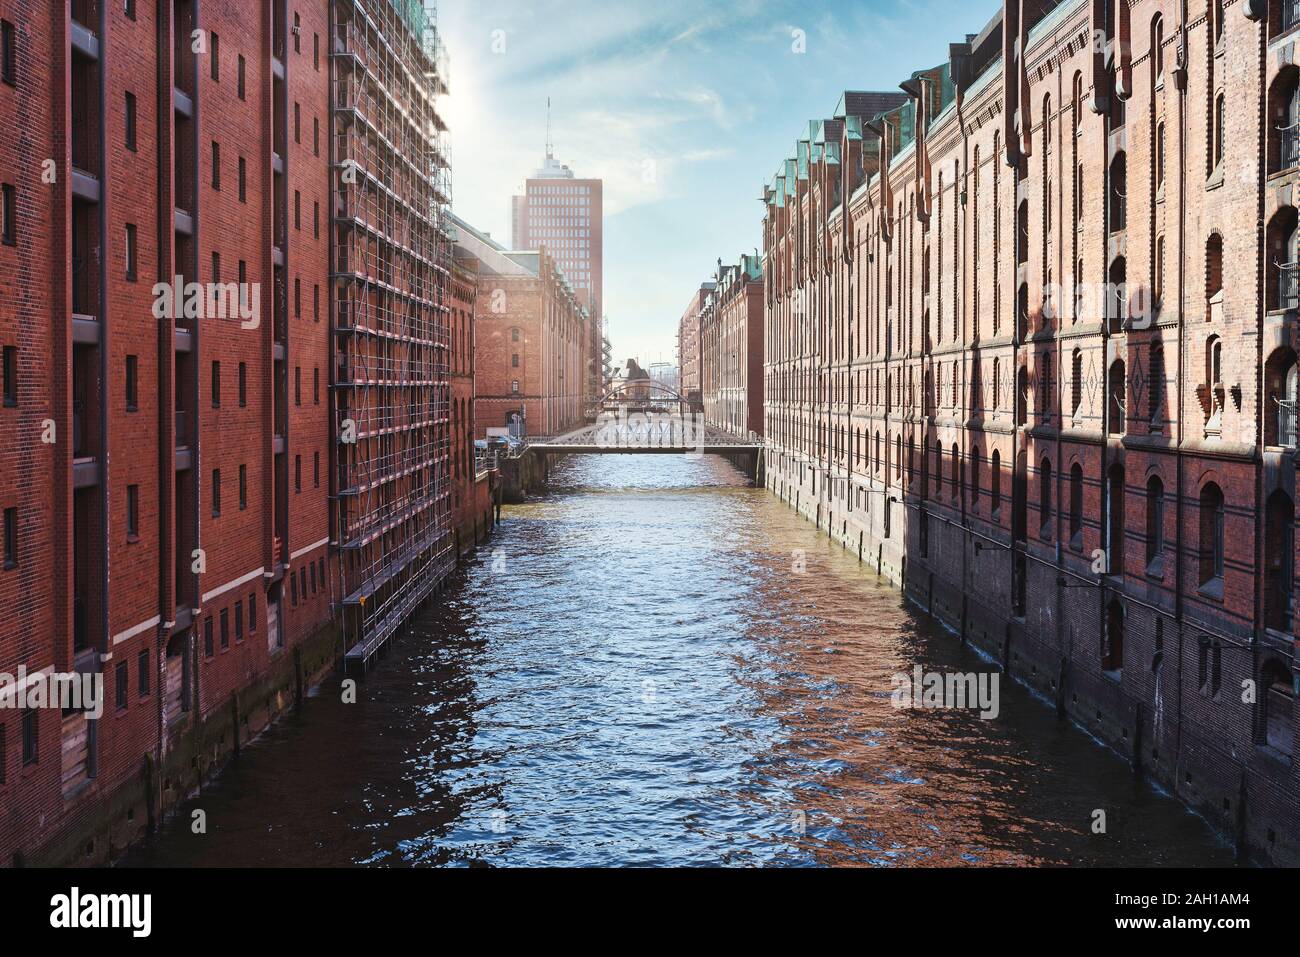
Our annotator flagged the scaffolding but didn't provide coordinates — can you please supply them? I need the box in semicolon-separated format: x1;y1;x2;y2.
332;0;453;667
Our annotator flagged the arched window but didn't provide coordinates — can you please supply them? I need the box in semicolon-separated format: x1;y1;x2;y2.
971;445;983;509
1069;463;1084;545
1265;347;1298;447
991;449;1002;515
1108;464;1126;576
1073;72;1084;133
1268;65;1300;175
1016;364;1029;427
1260;659;1294;756
1265;490;1295;632
1199;482;1226;586
1017;200;1029;265
1145;475;1165;570
1071;348;1084;416
933;441;942;495
1149;343;1165;424
1109;151;1127;231
992;357;1002;412
1155;123;1166;195
1108;359;1126;435
1103;600;1124;674
1039;457;1052;535
1206;234;1224;322
1151;15;1164;86
1213;92;1226;170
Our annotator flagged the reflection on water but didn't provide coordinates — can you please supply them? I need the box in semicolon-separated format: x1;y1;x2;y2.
124;455;1234;867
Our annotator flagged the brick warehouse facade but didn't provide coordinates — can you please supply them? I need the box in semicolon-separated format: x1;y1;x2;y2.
700;255;764;439
676;281;713;411
761;0;1300;864
0;0;491;866
451;213;590;439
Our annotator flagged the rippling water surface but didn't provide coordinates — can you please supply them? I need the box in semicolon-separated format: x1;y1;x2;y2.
125;455;1234;867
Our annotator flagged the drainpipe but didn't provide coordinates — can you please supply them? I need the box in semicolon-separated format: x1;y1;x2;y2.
1173;0;1189;784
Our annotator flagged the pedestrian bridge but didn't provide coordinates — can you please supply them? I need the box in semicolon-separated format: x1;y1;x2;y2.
527;416;763;456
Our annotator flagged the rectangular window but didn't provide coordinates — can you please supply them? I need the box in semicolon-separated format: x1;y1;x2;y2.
238;156;246;203
125;0;136;20
237;55;245;100
310;561;316;593
294;277;301;317
210;32;219;80
238;361;247;407
212;469;221;516
239;464;247;510
2;345;15;406
295;454;301;492
124;223;137;280
211;251;220;284
511;380;519;394
313;284;319;322
3;507;16;568
314;201;319;238
220;608;229;649
138;649;150;698
1;20;15;87
295;366;301;405
211;360;220;407
204;616;214;657
0;723;5;783
293;13;301;53
314;33;320;70
314;117;319;156
115;661;128;711
313;451;319;487
126;484;139;538
125;355;137;411
294;102;300;143
248;593;257;632
234;600;244;642
290;571;298;606
313;367;319;404
512;354;519;368
211;141;220;189
2;183;16;245
125;92;137;151
21;709;36;766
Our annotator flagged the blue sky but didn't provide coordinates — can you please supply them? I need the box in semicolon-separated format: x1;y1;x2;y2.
439;0;992;367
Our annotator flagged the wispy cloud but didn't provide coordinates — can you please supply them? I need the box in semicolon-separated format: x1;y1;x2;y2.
440;0;988;362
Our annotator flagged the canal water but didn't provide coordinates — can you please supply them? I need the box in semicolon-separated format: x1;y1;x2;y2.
124;455;1234;867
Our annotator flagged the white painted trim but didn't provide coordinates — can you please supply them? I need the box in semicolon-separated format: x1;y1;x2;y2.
202;566;267;604
112;615;161;646
290;537;330;561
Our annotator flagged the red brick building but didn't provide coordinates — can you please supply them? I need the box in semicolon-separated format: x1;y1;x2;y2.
0;0;472;865
449;232;498;552
762;0;1299;863
701;255;764;438
676;282;713;411
452;213;589;439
